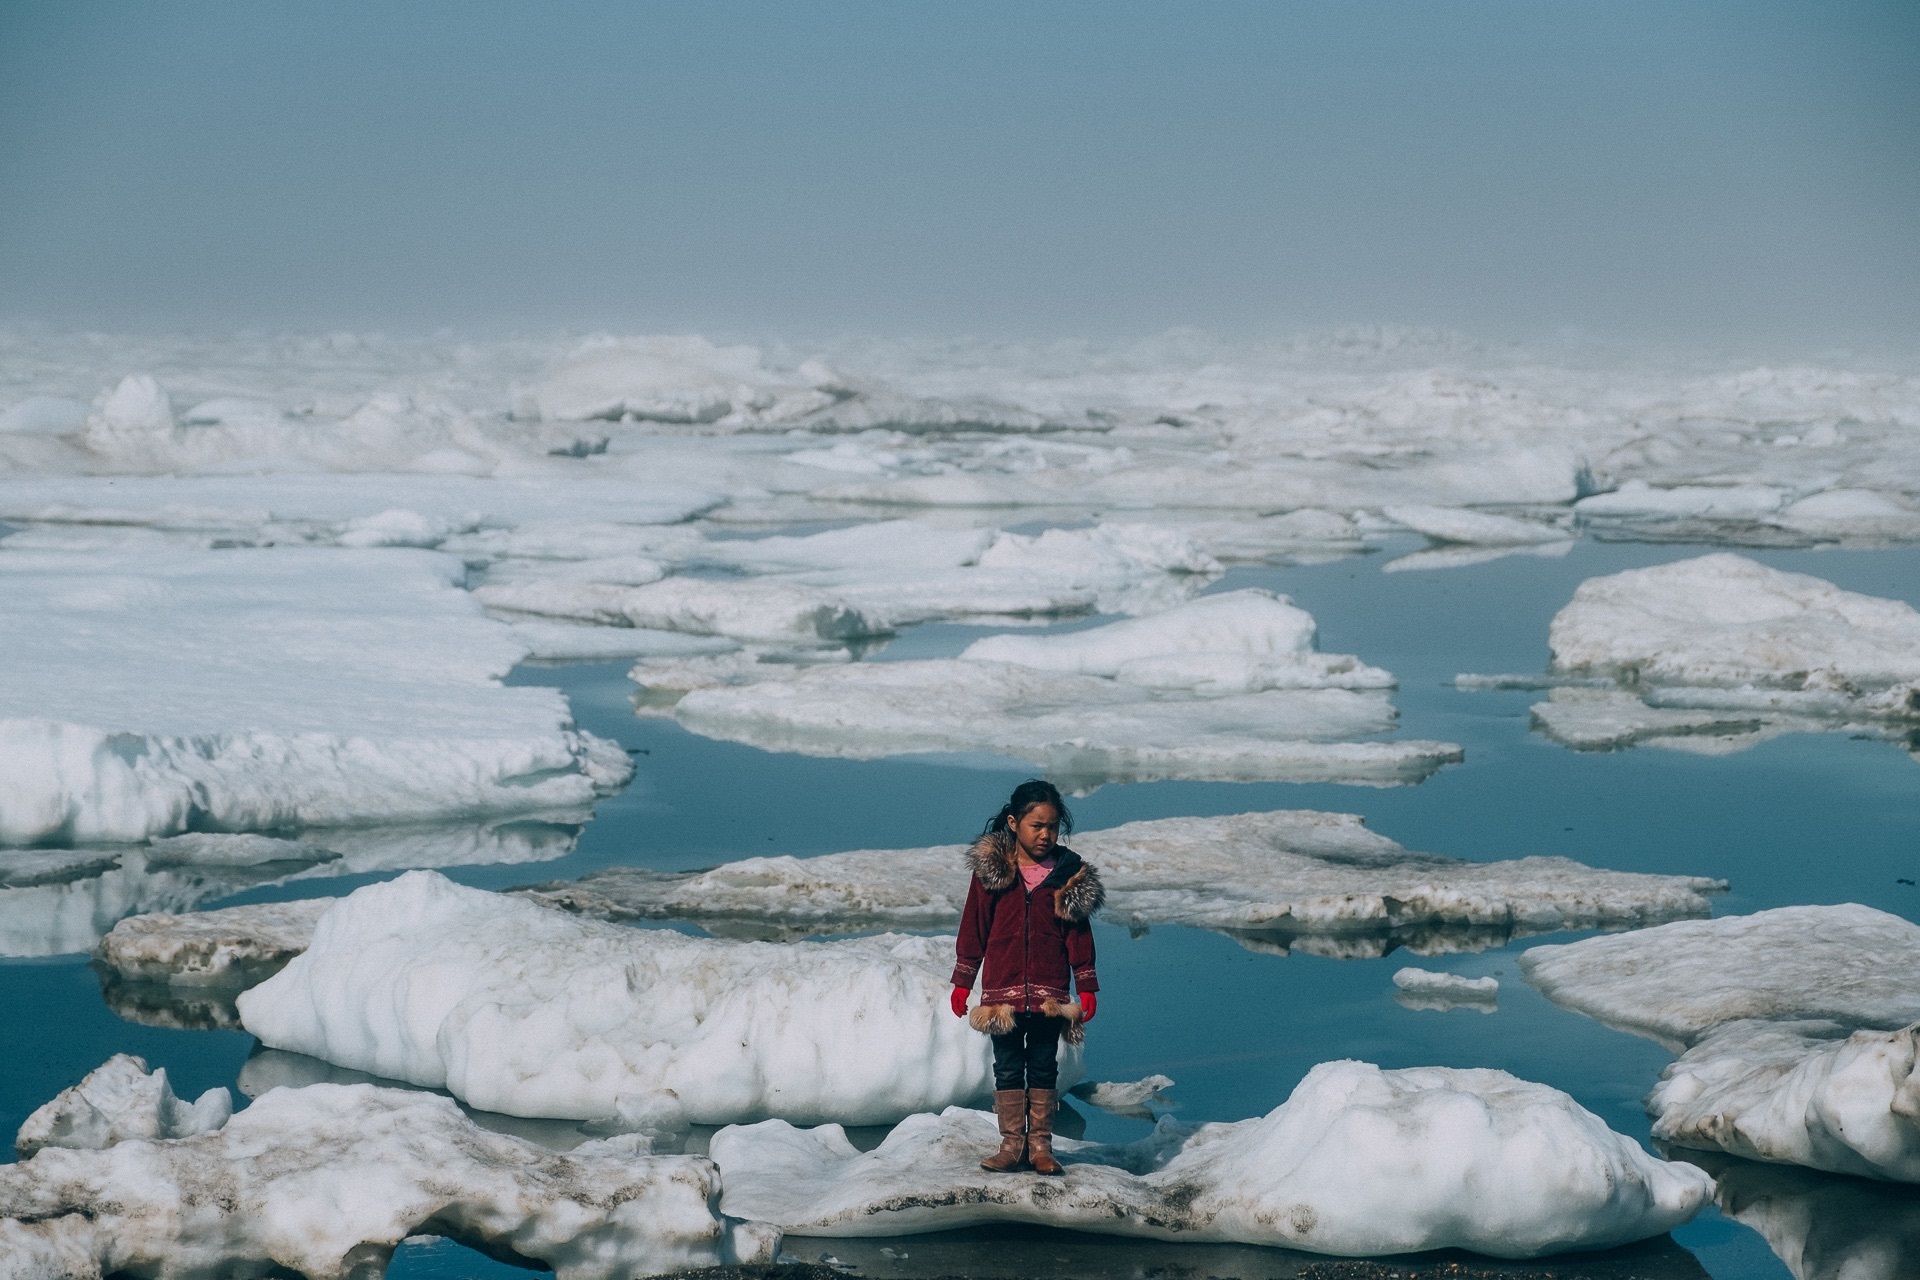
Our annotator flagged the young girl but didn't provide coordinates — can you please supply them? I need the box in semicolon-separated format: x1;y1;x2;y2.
949;779;1104;1175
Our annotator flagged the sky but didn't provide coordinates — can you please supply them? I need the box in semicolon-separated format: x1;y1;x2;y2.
1;1;1916;342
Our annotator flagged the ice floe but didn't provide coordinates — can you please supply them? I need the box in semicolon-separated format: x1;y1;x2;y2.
237;870;1076;1124
1463;555;1920;758
0;1067;778;1279
1522;905;1920;1181
523;809;1721;952
639;593;1458;788
0;549;628;845
0;817;582;967
98;898;333;989
1393;967;1499;1013
1382;504;1572;546
15;1054;231;1158
709;1060;1711;1257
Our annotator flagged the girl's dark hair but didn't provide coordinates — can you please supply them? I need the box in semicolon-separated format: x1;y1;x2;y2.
983;778;1073;837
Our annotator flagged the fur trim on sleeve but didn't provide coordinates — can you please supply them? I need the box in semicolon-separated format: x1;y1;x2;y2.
965;831;1016;890
1052;862;1105;922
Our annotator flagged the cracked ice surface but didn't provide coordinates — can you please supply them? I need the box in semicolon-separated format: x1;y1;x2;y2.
237;871;1078;1125
523;810;1722;949
0;1067;778;1280
709;1061;1711;1257
0;549;630;845
1523;906;1920;1181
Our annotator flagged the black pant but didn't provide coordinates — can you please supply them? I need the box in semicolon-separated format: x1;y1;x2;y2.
991;1011;1062;1091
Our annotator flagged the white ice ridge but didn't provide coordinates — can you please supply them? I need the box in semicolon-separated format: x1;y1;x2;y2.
0;549;629;845
15;1054;231;1158
1522;905;1920;1181
0;816;585;959
0;1074;779;1280
237;871;1077;1125
644;593;1458;788
524;810;1723;949
709;1061;1711;1257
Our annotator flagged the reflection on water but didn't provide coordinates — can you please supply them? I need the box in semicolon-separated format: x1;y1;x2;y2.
3;538;1917;1279
1675;1151;1920;1280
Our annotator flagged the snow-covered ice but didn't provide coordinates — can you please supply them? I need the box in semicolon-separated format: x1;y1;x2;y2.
709;1060;1711;1257
667;658;1454;788
237;870;1078;1124
1382;504;1571;546
644;594;1458;788
1650;1020;1920;1182
1393;967;1499;1013
1548;554;1920;694
1521;904;1920;1050
0;1070;778;1280
15;1054;231;1158
1522;906;1920;1181
1463;555;1920;759
524;810;1722;950
1069;1075;1176;1117
0;548;629;845
959;589;1393;692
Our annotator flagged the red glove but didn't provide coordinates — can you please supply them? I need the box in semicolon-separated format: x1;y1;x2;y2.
1079;991;1097;1023
951;987;969;1018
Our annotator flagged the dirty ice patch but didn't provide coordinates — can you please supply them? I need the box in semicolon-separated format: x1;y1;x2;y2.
0;1068;778;1280
0;549;629;844
237;871;1071;1125
710;1061;1709;1257
1523;906;1920;1182
523;810;1720;952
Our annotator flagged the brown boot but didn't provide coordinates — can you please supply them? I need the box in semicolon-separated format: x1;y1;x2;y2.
980;1089;1029;1172
1025;1088;1063;1176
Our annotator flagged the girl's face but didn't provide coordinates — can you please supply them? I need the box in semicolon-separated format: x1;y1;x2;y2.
1009;803;1060;860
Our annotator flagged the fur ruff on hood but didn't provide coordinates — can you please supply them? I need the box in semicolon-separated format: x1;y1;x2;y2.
968;998;1086;1045
965;832;1105;923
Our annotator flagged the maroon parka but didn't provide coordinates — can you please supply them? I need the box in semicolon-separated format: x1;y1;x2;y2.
950;831;1104;1010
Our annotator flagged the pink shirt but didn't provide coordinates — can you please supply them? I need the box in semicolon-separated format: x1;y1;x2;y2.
1019;856;1055;891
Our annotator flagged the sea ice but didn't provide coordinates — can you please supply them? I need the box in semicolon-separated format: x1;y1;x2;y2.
959;589;1393;692
1522;906;1920;1181
478;574;888;644
1465;555;1920;757
0;817;585;959
0;1071;779;1280
1382;504;1571;545
1392;967;1500;1013
1520;904;1920;1049
523;810;1722;950
668;658;1457;788
1575;481;1788;520
0;548;629;845
237;871;1076;1124
709;1060;1711;1257
1548;554;1920;693
98;898;334;988
15;1053;231;1157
